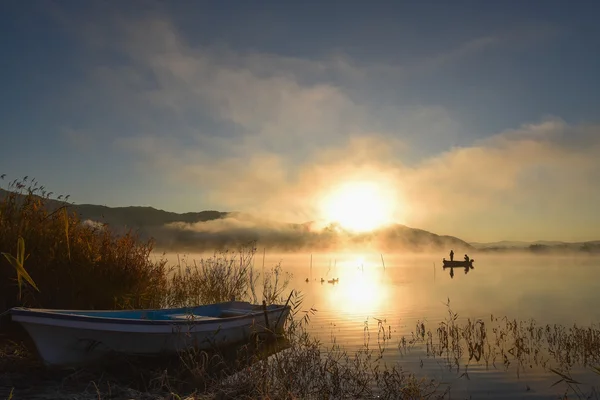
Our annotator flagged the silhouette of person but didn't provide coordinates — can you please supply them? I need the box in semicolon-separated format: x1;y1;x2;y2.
464;254;469;262
450;250;454;261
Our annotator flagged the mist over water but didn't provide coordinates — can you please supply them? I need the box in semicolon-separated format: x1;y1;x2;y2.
160;250;600;398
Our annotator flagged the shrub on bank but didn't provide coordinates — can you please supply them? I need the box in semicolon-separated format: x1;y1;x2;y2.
0;177;168;312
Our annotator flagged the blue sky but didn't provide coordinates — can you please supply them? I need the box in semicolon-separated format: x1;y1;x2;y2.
1;1;600;241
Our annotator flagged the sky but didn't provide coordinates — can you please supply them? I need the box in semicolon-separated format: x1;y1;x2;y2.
1;0;600;242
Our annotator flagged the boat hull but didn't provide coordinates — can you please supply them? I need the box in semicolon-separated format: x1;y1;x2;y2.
442;259;474;268
10;301;290;367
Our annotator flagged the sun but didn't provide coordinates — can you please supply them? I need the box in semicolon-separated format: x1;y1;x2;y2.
320;180;397;232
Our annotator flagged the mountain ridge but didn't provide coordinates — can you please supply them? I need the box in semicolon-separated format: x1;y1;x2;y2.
74;202;474;253
0;188;473;252
4;188;598;253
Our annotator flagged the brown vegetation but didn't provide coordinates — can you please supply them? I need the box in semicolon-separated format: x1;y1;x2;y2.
0;177;167;312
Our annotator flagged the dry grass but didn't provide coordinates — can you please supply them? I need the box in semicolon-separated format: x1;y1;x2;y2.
403;301;600;373
163;247;290;308
135;299;445;400
400;300;600;398
0;177;168;312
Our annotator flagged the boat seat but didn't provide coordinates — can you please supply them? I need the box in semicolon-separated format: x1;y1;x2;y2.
168;314;220;321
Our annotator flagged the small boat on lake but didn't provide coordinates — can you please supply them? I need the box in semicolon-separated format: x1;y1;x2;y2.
442;259;475;268
10;300;290;367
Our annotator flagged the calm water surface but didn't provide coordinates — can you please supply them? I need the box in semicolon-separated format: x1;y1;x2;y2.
166;251;600;398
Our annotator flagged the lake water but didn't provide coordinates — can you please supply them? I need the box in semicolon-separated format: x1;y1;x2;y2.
164;250;600;398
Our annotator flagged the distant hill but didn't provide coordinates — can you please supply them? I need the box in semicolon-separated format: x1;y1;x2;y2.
66;201;475;252
470;240;567;249
4;188;598;253
74;204;227;228
470;240;600;254
0;188;512;253
69;203;477;252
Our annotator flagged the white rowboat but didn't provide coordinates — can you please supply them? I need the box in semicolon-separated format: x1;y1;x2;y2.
10;300;290;367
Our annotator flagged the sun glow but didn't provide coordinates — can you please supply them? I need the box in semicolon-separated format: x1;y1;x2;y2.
320;180;397;232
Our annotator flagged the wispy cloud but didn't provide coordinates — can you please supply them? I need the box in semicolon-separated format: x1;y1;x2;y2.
404;119;600;241
63;12;597;242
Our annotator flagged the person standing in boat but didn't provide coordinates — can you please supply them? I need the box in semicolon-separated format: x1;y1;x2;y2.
449;250;454;261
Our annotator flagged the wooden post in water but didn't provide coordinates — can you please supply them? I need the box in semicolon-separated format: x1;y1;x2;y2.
380;254;386;271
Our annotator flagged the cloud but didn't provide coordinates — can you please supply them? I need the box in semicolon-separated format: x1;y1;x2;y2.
124;114;600;243
403;118;600;241
82;219;105;230
64;11;598;242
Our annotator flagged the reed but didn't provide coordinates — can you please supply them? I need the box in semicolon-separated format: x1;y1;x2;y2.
401;300;600;398
403;303;600;375
0;177;168;312
162;247;291;309
201;308;445;400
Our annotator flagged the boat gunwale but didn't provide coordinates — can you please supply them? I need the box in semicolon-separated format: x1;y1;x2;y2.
9;303;291;327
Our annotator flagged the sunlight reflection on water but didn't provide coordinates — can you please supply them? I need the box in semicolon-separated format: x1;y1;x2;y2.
324;261;391;316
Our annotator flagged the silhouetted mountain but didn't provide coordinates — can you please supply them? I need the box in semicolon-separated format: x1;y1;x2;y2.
1;187;474;252
470;239;600;254
75;204;227;228
470;240;566;249
0;187;227;234
8;187;596;253
71;203;475;252
145;219;475;253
